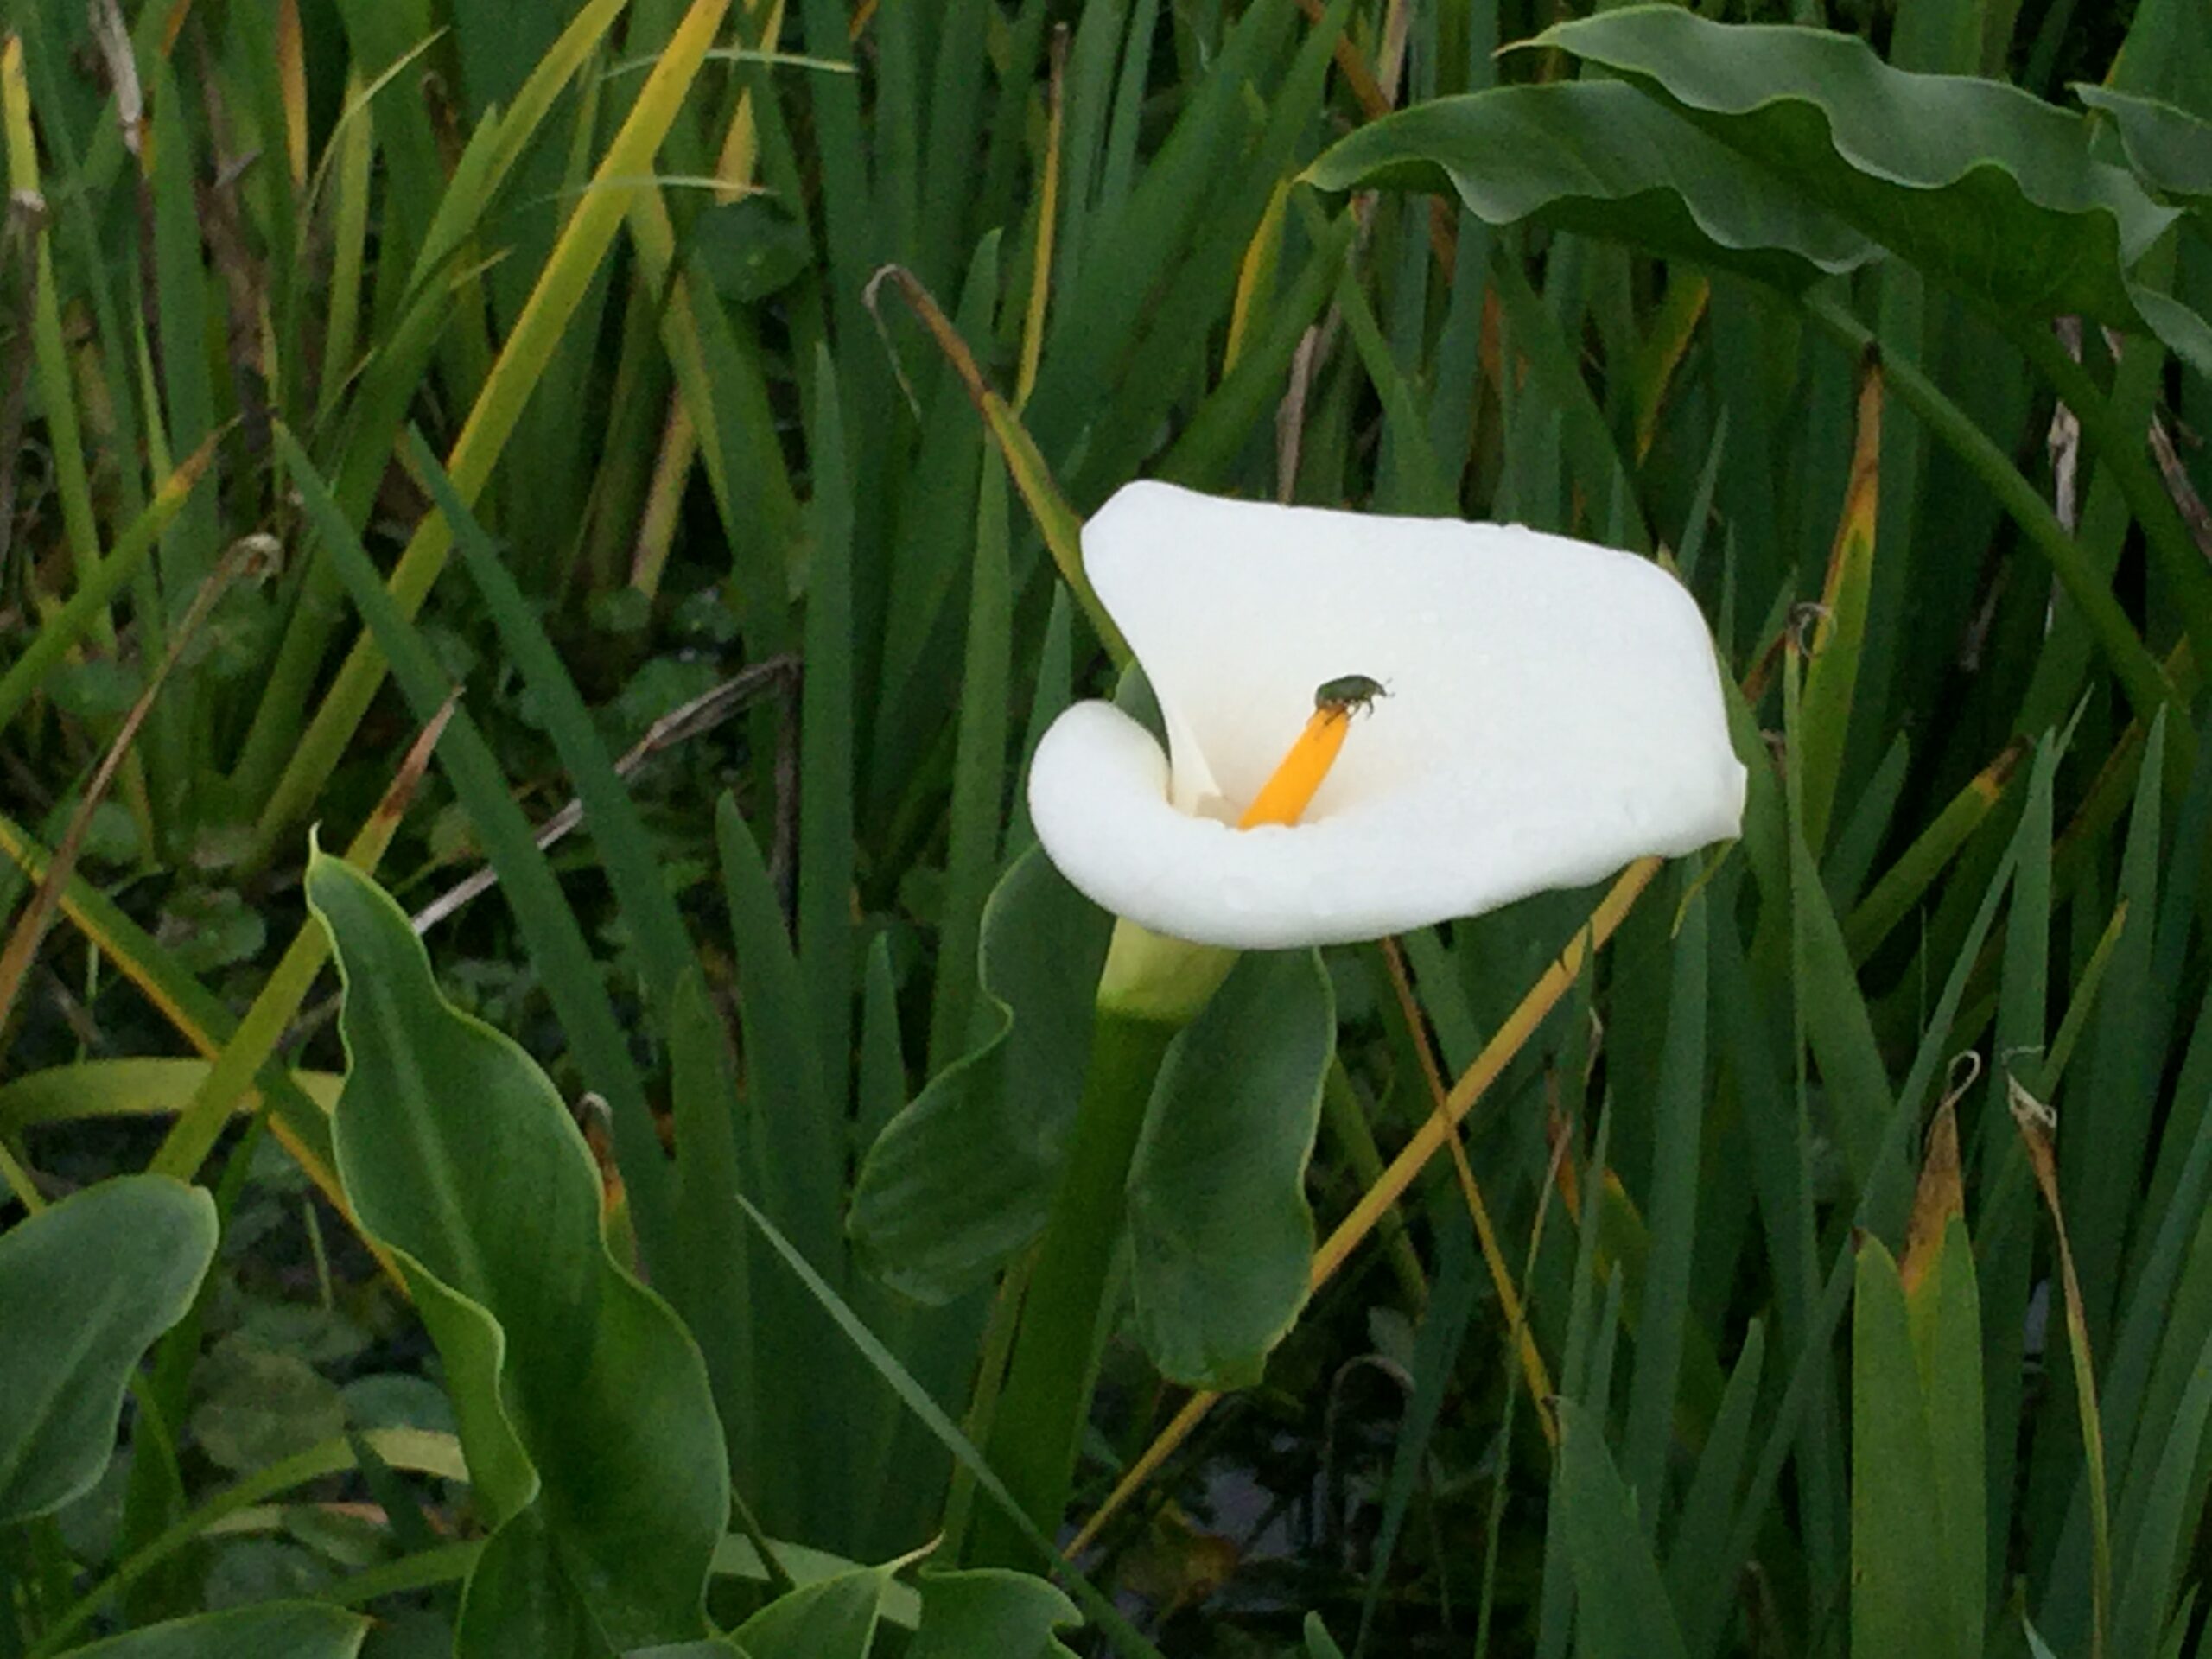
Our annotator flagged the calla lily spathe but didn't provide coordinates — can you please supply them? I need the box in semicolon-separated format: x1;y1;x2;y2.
1028;481;1747;950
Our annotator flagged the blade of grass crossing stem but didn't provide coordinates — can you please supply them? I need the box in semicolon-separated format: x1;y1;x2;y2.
270;425;673;1272
732;1193;1168;1659
406;428;698;1020
244;0;731;865
1798;365;1881;859
149;700;458;1183
927;450;1013;1075
798;344;857;1096
1622;889;1710;1525
0;440;215;734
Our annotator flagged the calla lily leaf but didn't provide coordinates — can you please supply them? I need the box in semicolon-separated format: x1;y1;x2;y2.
1027;482;1745;950
307;853;726;1657
1127;948;1336;1389
1305;81;1879;291
2076;85;2212;212
910;1570;1082;1659
0;1174;215;1524
62;1603;370;1659
849;848;1114;1302
1529;7;2179;331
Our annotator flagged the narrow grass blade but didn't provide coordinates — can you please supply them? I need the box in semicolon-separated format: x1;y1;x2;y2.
246;0;733;864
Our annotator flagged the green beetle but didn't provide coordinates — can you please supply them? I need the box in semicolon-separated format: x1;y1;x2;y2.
1313;673;1389;719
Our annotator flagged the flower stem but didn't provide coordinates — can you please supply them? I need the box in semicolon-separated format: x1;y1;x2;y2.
966;1007;1179;1568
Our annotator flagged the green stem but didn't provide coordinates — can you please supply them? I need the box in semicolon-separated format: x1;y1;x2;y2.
2006;311;2212;675
966;1009;1179;1569
1797;291;2184;740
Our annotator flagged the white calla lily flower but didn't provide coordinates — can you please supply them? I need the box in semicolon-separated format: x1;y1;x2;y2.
1028;481;1747;951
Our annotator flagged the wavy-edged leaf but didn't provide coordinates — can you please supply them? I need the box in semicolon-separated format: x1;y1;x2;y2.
307;854;725;1656
734;1556;916;1657
1126;949;1334;1389
2078;85;2212;210
1530;6;2177;326
910;1569;1081;1659
0;1176;215;1523
849;848;1112;1302
1306;81;1877;289
64;1603;369;1659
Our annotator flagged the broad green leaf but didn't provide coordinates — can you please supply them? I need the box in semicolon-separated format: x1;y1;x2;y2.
1532;7;2179;328
307;854;725;1656
1126;949;1334;1389
909;1569;1081;1659
1852;1236;1955;1659
734;1559;908;1656
64;1603;369;1659
1553;1398;1691;1659
0;1175;215;1523
2077;86;2212;209
849;848;1112;1301
1306;81;1877;290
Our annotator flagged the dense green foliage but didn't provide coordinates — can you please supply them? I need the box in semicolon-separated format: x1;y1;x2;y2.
3;0;2211;1654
